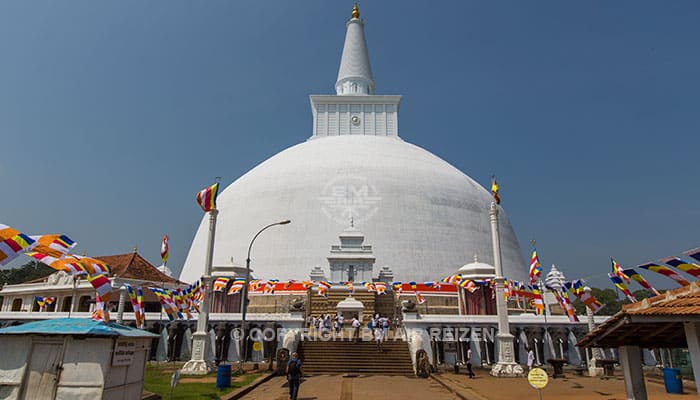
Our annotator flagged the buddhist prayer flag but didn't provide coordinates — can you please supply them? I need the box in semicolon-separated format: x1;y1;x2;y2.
74;256;111;275
301;280;314;289
263;280;278;294
213;277;230;292
565;280;603;313
375;282;387;295
459;278;478;293
392;282;403;294
415;292;426;305
611;258;630;283
531;284;545;315
0;224;36;266
161;235;169;265
125;284;145;328
175;288;192;319
88;274;113;300
196;182;219;212
345;281;355;295
228;278;246;295
662;257;700;278
363;282;376;293
560;290;579;322
149;287;182;321
409;281;417;291
637;263;690;287
623;268;660;296
34;296;55;310
608;273;637;302
317;281;331;298
685;248;700;263
529;249;542;285
424;281;441;290
31;234;76;258
441;274;461;284
92;295;109;322
490;176;501;204
570;280;585;296
137;286;146;326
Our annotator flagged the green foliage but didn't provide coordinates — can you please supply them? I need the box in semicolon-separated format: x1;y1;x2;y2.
143;363;262;400
572;287;662;316
0;261;54;286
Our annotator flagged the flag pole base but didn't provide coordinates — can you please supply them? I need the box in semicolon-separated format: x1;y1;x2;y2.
490;361;525;377
180;331;214;375
490;333;526;377
180;360;214;376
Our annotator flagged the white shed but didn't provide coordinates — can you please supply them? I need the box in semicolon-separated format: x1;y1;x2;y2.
0;318;158;400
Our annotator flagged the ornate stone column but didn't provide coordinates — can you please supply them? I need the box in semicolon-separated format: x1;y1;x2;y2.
182;209;218;374
488;202;525;377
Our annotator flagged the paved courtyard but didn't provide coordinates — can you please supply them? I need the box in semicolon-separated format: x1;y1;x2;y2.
242;370;696;400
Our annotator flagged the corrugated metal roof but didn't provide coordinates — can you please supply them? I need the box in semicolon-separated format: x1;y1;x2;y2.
0;318;158;337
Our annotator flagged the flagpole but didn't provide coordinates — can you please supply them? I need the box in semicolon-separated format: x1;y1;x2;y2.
488;202;524;377
181;209;218;375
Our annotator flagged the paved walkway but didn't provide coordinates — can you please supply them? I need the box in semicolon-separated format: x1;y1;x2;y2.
431;370;695;400
242;374;461;400
243;370;696;400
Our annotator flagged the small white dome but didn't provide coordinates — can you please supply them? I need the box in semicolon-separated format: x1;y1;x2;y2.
457;254;496;280
158;264;173;277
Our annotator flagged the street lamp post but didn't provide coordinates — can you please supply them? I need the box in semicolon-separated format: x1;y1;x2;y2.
237;219;291;373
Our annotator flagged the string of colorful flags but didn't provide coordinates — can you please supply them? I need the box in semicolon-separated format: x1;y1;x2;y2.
7;178;700;327
1;223;114;321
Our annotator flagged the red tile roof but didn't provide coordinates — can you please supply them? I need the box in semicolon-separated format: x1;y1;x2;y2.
578;281;700;348
96;252;185;284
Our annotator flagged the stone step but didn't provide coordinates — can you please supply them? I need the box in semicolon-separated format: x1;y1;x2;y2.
299;338;413;375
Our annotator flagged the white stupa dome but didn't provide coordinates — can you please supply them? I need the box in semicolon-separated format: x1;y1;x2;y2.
179;5;527;284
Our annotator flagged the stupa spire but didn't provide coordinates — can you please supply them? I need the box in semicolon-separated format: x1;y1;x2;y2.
336;2;374;95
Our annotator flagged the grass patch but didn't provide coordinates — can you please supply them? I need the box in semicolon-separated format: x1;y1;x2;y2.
144;363;263;400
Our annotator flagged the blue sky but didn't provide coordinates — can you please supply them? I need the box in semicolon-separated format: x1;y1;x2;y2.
1;1;699;290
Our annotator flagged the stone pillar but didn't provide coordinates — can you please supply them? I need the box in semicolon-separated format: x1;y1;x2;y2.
619;345;647;400
683;322;700;398
116;286;127;324
585;287;604;377
182;209;218;375
488;202;524;377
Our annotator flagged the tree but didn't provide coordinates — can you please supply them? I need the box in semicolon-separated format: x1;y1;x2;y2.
572;287;664;316
0;261;54;286
572;287;621;316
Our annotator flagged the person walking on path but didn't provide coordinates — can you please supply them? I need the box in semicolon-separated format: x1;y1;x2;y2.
381;316;389;340
324;314;331;335
286;351;303;400
466;348;475;378
374;326;383;352
527;347;536;371
351;316;361;342
338;314;345;333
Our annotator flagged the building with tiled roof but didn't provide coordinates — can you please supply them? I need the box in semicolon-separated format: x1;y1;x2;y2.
579;281;700;399
0;250;187;320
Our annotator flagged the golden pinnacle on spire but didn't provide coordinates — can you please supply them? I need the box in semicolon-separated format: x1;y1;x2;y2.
133;245;138;253
351;2;360;19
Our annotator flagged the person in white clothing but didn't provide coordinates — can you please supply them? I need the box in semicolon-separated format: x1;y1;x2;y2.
466;348;475;378
351;316;361;342
374;326;383;351
527;347;536;370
